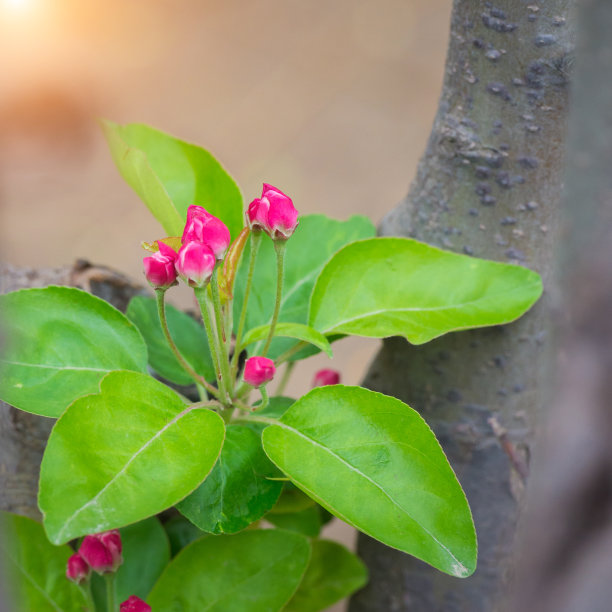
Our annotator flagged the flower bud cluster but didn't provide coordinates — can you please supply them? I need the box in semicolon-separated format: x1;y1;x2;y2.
66;529;123;584
143;183;299;290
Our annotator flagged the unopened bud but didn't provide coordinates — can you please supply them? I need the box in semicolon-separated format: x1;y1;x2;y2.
244;356;275;387
312;368;341;387
247;184;298;240
182;205;231;260
120;595;151;612
78;530;123;574
66;553;90;585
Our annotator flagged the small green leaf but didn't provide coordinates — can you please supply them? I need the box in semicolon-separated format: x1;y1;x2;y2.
262;385;477;577
39;371;225;544
268;484;316;515
126;296;214;385
241;322;332;358
309;237;543;344
0;512;88;612
233;214;375;359
148;530;311;611
91;517;170;607
265;505;322;537
284;540;368;612
177;424;282;534
0;287;148;417
102;120;243;238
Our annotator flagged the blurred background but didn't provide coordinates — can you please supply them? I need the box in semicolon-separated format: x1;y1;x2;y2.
1;0;451;608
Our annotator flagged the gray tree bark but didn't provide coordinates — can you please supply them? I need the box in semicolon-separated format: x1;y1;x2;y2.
350;1;575;610
510;0;612;609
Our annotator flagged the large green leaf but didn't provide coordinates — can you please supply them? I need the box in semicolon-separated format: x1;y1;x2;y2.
233;214;375;359
39;371;225;544
177;424;282;534
148;530;311;611
102;120;243;238
309;237;543;344
91;517;170;608
0;512;88;612
284;540;368;612
126;296;214;385
0;287;148;417
261;385;477;577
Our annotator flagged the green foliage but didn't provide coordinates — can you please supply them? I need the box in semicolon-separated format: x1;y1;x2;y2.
101;120;243;238
310;237;543;344
0;512;88;612
39;371;225;544
233;214;375;359
261;385;477;577
0;287;147;418
148;530;311;611
127;296;214;385
241;322;332;358
284;540;368;612
177;424;282;534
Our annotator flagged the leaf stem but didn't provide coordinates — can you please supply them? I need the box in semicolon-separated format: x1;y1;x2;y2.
275;361;295;396
194;287;229;405
262;241;286;357
275;341;308;365
155;289;219;399
231;232;261;378
211;267;234;396
105;573;117;612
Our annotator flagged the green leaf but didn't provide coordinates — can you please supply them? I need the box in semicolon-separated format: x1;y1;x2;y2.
309;237;543;345
241;322;332;358
101;120;243;238
126;296;214;385
268;483;316;515
284;540;368;612
148;529;311;611
265;505;322;537
261;385;477;577
0;512;88;612
163;516;208;558
233;214;375;359
177;424;283;534
91;517;170;607
39;371;225;544
0;287;148;418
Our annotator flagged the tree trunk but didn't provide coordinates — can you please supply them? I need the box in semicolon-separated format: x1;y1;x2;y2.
510;0;612;609
350;1;575;610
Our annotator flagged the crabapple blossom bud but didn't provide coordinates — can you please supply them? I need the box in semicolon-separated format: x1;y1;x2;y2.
312;368;341;387
247;184;299;240
78;530;123;574
176;242;216;287
120;596;152;612
182;205;231;260
143;242;178;290
244;356;275;387
66;553;90;585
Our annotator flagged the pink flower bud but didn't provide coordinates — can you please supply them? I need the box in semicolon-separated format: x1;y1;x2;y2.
143;242;178;290
244;356;276;387
78;530;123;574
176;241;216;287
182;205;231;260
120;595;152;612
66;553;91;585
247;184;299;240
312;368;341;387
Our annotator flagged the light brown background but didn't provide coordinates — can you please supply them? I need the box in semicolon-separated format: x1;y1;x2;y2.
1;1;451;609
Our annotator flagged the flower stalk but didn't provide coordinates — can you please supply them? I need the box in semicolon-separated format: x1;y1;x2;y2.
262;241;286;357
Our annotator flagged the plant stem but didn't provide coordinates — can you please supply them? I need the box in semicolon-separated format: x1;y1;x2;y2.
275;340;308;365
105;574;116;612
231;232;261;378
262;241;286;357
194;287;229;404
155;290;219;399
275;361;295;396
258;386;269;410
210;267;234;396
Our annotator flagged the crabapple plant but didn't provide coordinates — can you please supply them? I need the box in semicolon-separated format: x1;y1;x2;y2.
0;122;543;611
